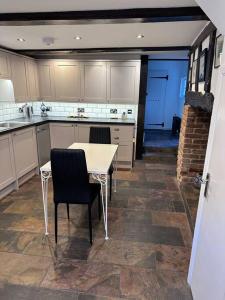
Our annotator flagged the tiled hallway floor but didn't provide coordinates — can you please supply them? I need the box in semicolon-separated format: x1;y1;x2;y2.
0;160;193;299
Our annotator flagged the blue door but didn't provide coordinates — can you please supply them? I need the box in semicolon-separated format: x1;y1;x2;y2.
144;70;168;130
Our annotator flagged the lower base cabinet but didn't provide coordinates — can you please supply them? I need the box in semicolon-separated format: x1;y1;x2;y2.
12;127;38;178
50;123;77;148
0;121;135;199
0;134;16;190
50;122;134;169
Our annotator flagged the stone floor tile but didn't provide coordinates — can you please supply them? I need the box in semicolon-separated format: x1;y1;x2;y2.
41;260;122;298
152;211;189;228
0;252;51;286
88;239;156;269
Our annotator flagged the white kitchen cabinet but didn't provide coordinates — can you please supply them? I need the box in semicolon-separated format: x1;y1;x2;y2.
12;127;38;178
10;55;28;102
38;62;55;100
110;125;134;168
107;61;140;104
77;124;90;143
54;61;81;101
25;59;39;101
37;59;141;104
0;51;11;79
0;134;16;190
81;61;107;103
50;123;78;148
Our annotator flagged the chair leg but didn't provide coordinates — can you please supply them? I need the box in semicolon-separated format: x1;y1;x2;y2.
88;204;93;245
55;203;58;244
110;173;112;201
98;191;101;221
66;203;70;219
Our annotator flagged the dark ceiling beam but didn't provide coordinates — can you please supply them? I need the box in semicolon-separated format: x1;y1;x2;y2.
0;7;208;26
17;46;191;58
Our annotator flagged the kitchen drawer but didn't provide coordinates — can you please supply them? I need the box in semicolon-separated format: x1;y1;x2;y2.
114;142;133;162
111;125;134;142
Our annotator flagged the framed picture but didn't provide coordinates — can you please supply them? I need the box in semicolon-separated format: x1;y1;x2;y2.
191;60;197;84
199;49;207;82
214;34;224;68
188;68;192;83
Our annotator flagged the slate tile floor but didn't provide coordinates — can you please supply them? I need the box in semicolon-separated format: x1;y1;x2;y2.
0;160;193;299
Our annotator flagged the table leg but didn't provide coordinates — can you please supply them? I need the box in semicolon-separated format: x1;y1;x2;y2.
114;150;118;193
105;174;109;240
41;171;50;236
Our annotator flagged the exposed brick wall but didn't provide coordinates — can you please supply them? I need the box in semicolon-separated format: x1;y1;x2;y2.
177;105;211;184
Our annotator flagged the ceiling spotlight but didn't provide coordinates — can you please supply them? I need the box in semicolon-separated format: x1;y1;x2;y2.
43;37;55;46
17;38;25;42
137;34;144;39
74;36;82;40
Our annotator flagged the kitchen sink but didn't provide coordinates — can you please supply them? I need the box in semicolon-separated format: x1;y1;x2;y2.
0;121;30;128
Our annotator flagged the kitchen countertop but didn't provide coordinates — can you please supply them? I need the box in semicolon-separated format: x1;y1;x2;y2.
0;115;136;135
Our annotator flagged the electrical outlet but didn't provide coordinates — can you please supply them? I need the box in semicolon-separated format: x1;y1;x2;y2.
110;109;117;114
78;108;85;113
127;109;132;114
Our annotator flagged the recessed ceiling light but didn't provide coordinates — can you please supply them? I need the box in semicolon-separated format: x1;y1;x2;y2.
74;36;82;40
17;38;25;42
136;34;144;39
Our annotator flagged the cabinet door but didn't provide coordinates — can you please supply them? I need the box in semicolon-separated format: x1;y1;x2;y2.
77;125;90;143
12;127;38;178
50;123;76;148
0;134;16;190
107;61;140;104
11;55;28;102
38;62;55;100
0;51;11;79
54;61;81;101
116;142;133;162
26;59;40;101
81;61;107;103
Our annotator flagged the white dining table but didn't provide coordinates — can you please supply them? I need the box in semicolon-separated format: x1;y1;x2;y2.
40;142;118;240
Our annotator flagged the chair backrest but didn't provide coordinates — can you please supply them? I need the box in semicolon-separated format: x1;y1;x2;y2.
89;127;111;144
51;149;90;204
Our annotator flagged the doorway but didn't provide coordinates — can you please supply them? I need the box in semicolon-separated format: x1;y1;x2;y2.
143;59;188;161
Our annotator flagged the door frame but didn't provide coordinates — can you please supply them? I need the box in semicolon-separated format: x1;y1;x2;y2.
188;50;225;284
136;55;148;159
136;56;189;159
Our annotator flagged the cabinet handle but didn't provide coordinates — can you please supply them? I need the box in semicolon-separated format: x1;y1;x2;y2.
114;137;119;140
114;128;120;131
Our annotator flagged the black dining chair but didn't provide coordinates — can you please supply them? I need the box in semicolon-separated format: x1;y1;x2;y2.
89;127;113;201
51;148;101;245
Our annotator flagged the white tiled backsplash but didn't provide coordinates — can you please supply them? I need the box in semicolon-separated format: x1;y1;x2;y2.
0;102;27;121
0;101;138;122
32;102;138;120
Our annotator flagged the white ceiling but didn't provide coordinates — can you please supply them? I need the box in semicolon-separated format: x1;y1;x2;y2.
0;21;207;50
0;0;198;13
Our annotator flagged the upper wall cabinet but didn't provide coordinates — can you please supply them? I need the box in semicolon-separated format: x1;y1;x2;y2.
107;61;140;104
38;62;55;100
25;59;40;101
10;55;28;102
80;61;107;103
0;51;11;79
37;59;141;104
54;61;81;101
